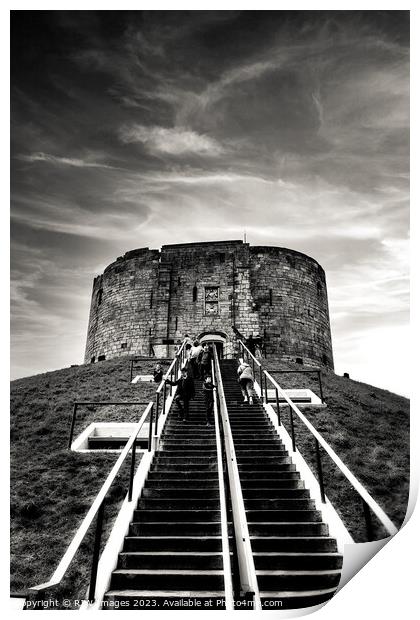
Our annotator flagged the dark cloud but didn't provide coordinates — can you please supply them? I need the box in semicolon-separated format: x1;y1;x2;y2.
10;11;409;394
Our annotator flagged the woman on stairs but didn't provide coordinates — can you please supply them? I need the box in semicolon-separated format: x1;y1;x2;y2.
237;361;255;405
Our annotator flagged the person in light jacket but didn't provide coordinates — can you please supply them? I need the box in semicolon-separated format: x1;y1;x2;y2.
190;341;203;379
237;362;255;405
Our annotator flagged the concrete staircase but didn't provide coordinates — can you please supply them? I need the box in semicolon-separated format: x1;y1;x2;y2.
103;379;226;609
220;359;342;609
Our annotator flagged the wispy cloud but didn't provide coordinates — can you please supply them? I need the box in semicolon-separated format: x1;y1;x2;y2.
12;192;151;239
16;152;118;169
119;124;224;156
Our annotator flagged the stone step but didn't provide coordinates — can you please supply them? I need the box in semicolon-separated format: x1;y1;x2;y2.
233;438;283;444
118;552;223;570
155;450;218;456
135;499;220;511
142;487;220;498
132;510;221;522
110;569;225;591
250;536;338;553
253;552;343;571
245;510;322;522
165;422;215;428
247;522;329;536
231;434;280;440
162;429;214;434
240;477;303;487
234;449;288;456
144;481;220;490
228;414;270;423
244;499;316;510
256;569;341;591
129;522;222;536
165;422;215;427
123;536;223;553
153;457;218;465
229;425;274;430
151;463;218;471
241;485;307;495
238;463;295;472
160;441;217;447
161;439;217;445
228;415;268;420
236;456;292;464
227;404;265;409
147;471;219;480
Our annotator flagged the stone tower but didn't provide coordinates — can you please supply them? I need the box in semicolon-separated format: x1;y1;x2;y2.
84;240;334;368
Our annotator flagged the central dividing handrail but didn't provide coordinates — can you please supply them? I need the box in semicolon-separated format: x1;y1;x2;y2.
30;401;154;602
212;346;261;608
211;359;234;610
238;339;398;540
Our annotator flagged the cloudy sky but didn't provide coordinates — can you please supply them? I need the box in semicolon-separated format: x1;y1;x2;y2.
10;11;409;395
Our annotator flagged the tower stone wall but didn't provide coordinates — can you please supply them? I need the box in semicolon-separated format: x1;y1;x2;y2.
84;240;334;369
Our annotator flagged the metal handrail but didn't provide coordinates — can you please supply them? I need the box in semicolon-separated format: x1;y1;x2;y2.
68;401;149;449
211;359;234;610
156;339;187;392
212;346;261;607
30;402;154;599
154;339;187;427
238;338;398;539
267;368;324;404
263;369;398;538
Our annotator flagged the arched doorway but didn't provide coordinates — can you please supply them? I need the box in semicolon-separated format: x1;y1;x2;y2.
198;332;227;359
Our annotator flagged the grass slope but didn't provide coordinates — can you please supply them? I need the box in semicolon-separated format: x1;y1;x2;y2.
10;356;167;602
265;357;410;541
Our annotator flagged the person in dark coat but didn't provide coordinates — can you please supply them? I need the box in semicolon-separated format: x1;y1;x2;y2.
153;363;163;384
199;343;213;380
202;374;217;427
245;334;256;355
165;368;195;421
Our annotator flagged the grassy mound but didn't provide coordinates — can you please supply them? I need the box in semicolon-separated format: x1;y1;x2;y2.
264;357;410;541
10;353;410;600
10;356;167;600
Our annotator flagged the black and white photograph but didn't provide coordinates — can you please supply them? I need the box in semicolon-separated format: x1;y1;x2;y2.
9;7;411;614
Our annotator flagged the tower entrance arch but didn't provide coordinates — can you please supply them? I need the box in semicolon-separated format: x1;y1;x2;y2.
198;331;227;359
